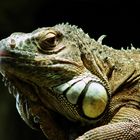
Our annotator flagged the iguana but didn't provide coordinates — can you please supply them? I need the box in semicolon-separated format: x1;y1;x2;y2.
0;23;140;140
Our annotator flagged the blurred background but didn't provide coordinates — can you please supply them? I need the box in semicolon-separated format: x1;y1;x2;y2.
0;0;140;140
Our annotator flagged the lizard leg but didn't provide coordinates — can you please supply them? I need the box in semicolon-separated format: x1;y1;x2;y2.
76;107;140;140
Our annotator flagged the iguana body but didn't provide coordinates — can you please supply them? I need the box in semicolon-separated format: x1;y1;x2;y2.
0;23;140;140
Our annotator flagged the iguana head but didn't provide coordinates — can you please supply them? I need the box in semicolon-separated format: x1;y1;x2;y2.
0;24;85;86
0;24;110;127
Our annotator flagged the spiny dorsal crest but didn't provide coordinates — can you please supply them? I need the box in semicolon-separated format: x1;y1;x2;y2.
54;23;91;42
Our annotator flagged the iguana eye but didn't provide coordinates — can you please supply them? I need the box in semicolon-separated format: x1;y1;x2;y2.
39;32;57;49
38;31;62;52
44;32;56;46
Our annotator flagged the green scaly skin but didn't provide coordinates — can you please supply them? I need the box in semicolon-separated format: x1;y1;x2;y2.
0;23;140;140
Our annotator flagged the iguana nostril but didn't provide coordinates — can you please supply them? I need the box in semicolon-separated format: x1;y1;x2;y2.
9;38;16;49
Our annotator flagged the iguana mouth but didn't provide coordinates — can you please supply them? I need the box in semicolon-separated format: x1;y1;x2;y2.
0;50;8;56
0;49;81;68
0;50;13;57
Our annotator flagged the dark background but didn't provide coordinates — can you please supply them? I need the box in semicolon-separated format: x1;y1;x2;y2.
0;0;139;140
